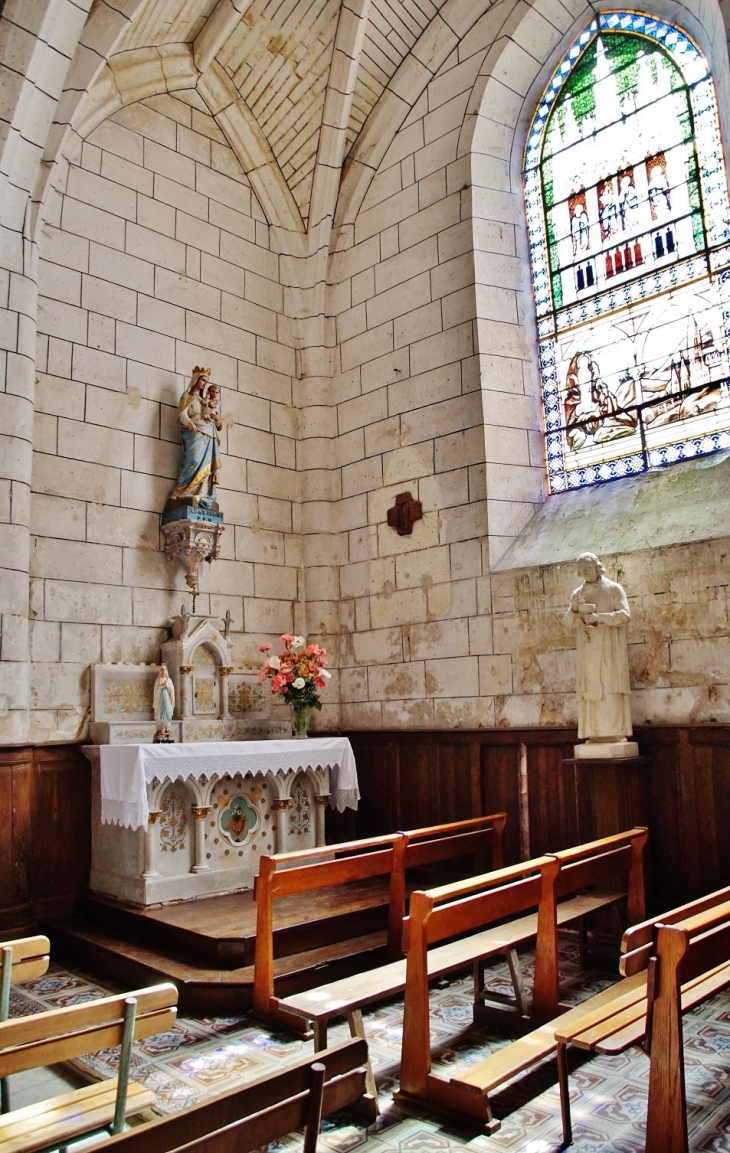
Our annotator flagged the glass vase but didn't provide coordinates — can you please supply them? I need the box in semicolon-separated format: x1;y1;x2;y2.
290;704;309;739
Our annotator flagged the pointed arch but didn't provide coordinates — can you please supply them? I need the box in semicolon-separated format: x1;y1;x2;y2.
525;12;730;493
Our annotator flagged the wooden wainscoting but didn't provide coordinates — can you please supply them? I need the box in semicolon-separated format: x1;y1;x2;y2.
0;728;728;936
0;744;90;937
340;726;730;911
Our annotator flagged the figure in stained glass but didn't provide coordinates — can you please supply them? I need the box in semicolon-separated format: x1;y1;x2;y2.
618;170;638;230
570;195;590;254
647;155;671;217
524;12;730;492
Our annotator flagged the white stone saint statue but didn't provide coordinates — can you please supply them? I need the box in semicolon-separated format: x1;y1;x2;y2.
563;552;638;759
153;665;175;727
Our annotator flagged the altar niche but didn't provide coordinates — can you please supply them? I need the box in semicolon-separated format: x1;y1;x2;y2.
160;614;236;742
88;758;329;905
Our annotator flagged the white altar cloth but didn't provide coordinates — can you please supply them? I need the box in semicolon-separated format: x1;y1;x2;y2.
100;738;359;829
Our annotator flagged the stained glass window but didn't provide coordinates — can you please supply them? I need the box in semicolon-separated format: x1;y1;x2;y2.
524;12;730;493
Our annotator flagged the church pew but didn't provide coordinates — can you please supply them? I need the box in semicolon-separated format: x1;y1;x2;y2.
450;881;730;1142
554;887;730;1149
395;828;647;1132
0;982;178;1153
252;814;506;1034
0;936;51;1112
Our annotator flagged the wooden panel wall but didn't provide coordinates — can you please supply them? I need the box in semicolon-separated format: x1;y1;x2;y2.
0;748;34;934
0;745;90;937
343;725;730;912
0;729;728;934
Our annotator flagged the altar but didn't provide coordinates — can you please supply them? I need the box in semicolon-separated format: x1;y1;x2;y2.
85;738;359;906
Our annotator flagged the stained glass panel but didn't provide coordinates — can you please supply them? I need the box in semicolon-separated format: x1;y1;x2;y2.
524;13;730;492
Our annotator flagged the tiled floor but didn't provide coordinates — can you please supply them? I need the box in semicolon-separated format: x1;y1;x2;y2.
9;940;730;1151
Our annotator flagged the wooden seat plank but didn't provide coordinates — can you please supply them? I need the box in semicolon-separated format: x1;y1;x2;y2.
0;1081;155;1153
284;888;628;1032
453;971;647;1095
595;959;730;1055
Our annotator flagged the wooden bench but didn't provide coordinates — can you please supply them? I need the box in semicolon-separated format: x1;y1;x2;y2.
0;936;51;1112
252;815;506;1034
449;882;729;1142
397;828;647;1131
82;1037;369;1153
0;982;178;1153
553;885;730;1149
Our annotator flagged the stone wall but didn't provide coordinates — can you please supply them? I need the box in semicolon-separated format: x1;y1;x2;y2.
7;0;730;740
323;0;730;730
31;93;299;741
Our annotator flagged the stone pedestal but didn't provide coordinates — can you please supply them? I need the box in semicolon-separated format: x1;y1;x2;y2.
574;740;640;760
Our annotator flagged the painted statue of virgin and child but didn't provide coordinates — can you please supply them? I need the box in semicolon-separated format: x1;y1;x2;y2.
167;366;223;509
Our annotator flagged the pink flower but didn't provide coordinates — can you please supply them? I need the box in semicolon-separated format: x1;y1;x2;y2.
280;634;295;644
257;668;269;683
259;642;272;652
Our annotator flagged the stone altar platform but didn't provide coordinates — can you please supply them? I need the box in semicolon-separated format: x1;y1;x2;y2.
84;738;359;907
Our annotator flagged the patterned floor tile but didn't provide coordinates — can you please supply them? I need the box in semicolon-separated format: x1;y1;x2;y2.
9;940;730;1148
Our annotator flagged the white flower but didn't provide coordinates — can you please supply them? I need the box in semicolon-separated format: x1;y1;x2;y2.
268;654;281;670
292;677;305;689
293;635;306;646
321;669;331;679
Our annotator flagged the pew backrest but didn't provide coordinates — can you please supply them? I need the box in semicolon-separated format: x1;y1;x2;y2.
0;936;50;1021
253;834;399;1017
532;827;648;1017
402;827;647;1023
253;816;507;1019
620;884;730;976
0;982;178;1078
387;815;506;956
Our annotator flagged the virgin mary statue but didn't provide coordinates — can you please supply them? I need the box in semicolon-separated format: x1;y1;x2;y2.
168;366;223;508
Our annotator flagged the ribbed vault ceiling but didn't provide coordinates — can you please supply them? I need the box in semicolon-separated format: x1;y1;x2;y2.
111;0;449;227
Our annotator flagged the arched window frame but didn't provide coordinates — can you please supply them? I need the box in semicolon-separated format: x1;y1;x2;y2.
524;11;730;493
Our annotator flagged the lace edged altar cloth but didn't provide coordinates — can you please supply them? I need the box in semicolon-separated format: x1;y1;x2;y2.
100;737;360;829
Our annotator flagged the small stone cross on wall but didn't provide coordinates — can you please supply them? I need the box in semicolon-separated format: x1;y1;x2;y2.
386;491;423;536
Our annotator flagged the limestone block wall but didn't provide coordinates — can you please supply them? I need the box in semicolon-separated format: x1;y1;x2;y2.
6;0;730;742
31;93;299;741
324;0;730;731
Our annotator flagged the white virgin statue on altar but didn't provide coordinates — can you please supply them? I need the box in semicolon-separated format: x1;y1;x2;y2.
153;665;175;726
563;552;637;758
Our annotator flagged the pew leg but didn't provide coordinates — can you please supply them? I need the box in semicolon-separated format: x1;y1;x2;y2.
506;948;527;1016
0;1077;8;1115
578;919;588;970
346;1009;379;1117
312;1020;328;1052
557;1041;573;1147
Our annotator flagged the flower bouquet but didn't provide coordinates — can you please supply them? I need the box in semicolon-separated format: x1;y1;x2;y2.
258;634;331;738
